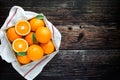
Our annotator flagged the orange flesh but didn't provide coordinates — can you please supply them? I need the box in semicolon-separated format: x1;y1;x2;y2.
16;22;29;34
12;38;28;52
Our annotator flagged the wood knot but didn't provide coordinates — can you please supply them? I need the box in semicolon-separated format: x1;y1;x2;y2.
68;27;72;30
79;25;84;29
71;32;84;43
77;32;84;42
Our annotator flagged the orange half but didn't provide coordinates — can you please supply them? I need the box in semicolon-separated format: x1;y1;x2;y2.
12;38;28;53
15;20;31;36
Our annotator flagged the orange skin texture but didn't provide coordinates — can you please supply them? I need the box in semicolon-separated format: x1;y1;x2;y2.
36;27;51;43
30;18;45;31
17;55;31;64
40;40;55;54
25;32;38;45
7;27;21;42
27;44;44;61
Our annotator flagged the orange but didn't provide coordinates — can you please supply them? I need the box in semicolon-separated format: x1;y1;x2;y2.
12;38;28;53
15;20;31;36
27;44;44;61
25;32;37;45
17;55;31;64
40;40;55;54
30;18;45;31
7;27;21;42
36;27;51;43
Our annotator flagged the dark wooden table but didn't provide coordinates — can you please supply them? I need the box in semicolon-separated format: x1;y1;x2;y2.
0;0;120;80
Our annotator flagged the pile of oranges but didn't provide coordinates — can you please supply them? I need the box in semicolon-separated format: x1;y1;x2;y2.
6;15;55;65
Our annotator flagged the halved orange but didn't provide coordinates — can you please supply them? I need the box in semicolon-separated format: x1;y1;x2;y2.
15;20;31;36
12;38;28;53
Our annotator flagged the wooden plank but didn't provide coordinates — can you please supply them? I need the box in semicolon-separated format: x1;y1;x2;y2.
57;25;120;49
0;50;120;80
0;1;119;80
0;0;119;26
0;7;119;26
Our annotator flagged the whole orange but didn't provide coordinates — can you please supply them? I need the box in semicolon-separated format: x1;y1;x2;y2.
7;27;21;42
25;32;37;45
36;27;51;43
17;55;31;64
40;40;55;54
27;44;44;61
30;18;45;31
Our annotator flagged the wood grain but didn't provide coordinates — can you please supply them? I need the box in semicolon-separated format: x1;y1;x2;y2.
0;0;119;26
57;25;120;49
0;0;120;80
0;50;120;80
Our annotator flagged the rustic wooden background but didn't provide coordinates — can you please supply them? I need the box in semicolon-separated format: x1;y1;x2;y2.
0;0;120;80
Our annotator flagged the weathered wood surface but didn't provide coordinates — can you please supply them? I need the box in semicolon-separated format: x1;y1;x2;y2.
0;0;119;26
0;50;120;80
0;0;120;80
57;25;120;49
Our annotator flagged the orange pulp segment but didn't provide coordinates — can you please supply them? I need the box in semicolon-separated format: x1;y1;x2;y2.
12;38;28;53
15;20;31;36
